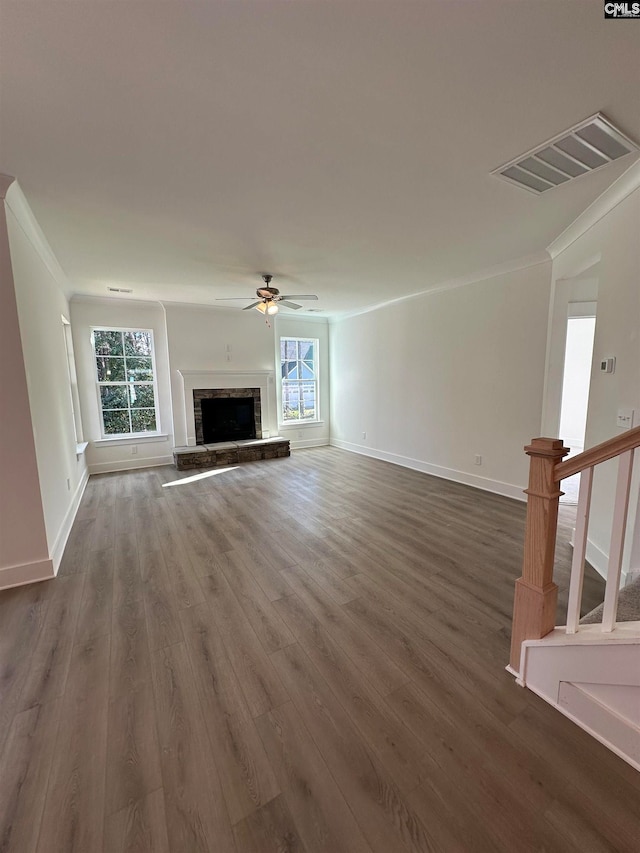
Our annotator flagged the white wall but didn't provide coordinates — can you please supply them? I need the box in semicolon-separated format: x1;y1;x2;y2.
165;303;278;446
3;181;88;584
70;297;174;473
274;314;330;449
549;180;640;580
329;262;552;499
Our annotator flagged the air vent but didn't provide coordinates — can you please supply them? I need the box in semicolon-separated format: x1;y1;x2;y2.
107;287;133;294
492;114;638;194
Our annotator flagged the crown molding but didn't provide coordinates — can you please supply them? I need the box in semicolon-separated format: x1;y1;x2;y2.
547;157;640;259
0;173;16;199
329;251;551;324
4;180;72;294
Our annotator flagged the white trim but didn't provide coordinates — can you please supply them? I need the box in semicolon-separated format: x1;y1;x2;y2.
93;433;169;446
4;181;72;294
547;159;640;258
329;252;551;323
50;467;90;573
290;437;330;450
0;559;55;591
329;438;525;502
88;454;174;475
279;420;325;430
76;441;89;456
527;679;640;773
585;536;609;581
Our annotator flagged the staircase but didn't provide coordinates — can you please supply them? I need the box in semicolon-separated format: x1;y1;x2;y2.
508;427;640;772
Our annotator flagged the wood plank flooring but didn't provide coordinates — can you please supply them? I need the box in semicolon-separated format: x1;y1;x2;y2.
1;447;638;853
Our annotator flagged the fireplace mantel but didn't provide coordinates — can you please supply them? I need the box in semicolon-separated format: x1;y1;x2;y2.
177;369;275;447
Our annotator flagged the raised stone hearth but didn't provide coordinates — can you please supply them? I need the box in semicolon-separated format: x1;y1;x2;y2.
173;437;290;471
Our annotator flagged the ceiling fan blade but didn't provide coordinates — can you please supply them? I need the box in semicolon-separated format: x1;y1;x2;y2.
279;294;318;301
280;301;303;310
242;301;261;310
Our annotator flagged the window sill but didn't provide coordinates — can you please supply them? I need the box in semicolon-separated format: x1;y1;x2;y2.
94;433;169;447
76;441;89;458
278;420;325;430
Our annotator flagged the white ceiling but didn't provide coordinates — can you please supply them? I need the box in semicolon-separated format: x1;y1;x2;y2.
1;1;639;316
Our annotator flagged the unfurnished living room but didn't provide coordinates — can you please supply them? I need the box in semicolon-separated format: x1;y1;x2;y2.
1;2;639;852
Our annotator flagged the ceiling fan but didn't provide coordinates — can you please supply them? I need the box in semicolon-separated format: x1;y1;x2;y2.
217;275;318;317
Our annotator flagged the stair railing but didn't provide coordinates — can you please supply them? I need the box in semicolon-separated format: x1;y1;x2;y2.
509;426;640;673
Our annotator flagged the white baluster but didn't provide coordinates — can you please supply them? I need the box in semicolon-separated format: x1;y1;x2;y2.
566;466;593;634
601;449;635;632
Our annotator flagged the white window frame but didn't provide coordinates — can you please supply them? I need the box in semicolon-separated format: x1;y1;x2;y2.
91;326;162;439
62;315;84;445
279;336;320;425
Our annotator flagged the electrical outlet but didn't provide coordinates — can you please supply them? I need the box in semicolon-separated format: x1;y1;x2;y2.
131;446;138;455
475;454;482;466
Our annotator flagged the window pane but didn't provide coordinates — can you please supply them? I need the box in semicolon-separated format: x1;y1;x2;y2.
299;340;314;361
285;340;297;360
96;356;125;382
94;330;123;356
131;408;157;432
125;357;153;381
282;382;300;420
301;362;314;380
100;385;128;409
124;330;152;356
103;409;130;434
300;382;316;419
129;384;155;408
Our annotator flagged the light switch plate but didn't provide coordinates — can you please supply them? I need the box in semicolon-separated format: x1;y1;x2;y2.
616;408;634;430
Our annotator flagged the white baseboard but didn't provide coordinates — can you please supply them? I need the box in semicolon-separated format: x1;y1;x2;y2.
329;438;526;502
0;558;54;591
290;438;330;450
50;468;90;573
585;537;609;581
88;454;174;475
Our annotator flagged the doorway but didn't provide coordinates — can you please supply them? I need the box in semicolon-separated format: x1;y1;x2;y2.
558;305;596;504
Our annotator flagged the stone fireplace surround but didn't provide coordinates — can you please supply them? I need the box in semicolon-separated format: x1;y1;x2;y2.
174;370;289;471
193;387;261;445
177;370;275;447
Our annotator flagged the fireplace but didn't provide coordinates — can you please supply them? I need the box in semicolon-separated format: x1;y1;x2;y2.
201;397;255;443
193;387;262;445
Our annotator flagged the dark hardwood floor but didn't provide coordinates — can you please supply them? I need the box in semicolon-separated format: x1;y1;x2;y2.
1;447;638;853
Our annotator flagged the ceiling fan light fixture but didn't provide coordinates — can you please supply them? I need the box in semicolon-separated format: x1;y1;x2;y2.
255;302;267;314
267;302;279;315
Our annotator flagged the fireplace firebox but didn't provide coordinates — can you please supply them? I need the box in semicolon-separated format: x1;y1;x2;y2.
193;387;262;445
201;397;255;443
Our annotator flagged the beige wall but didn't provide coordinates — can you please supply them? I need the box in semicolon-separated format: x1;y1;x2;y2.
329;261;552;499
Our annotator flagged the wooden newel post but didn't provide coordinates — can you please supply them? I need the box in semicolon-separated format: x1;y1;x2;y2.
509;437;570;672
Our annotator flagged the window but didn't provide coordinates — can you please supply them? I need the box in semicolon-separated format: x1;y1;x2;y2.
280;337;319;422
92;328;159;436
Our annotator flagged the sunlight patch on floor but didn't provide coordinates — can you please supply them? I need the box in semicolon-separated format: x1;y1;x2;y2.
161;467;238;487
